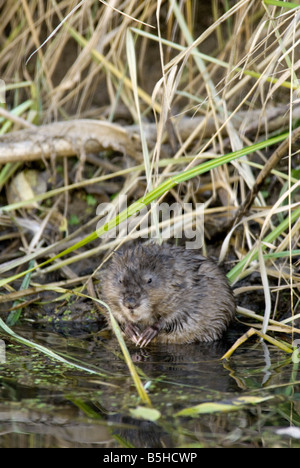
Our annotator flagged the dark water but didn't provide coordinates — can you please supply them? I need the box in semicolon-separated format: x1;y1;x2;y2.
0;323;299;448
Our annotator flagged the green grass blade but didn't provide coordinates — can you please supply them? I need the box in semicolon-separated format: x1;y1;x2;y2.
264;0;300;9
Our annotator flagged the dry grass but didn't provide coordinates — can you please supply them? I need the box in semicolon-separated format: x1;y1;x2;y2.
0;0;300;363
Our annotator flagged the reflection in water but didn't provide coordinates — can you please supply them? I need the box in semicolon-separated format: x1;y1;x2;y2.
0;324;300;448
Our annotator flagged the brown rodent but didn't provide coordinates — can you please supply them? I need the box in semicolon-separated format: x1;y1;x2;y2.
101;243;235;347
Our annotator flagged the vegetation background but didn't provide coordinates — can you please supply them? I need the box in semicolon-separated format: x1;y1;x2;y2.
0;1;299;443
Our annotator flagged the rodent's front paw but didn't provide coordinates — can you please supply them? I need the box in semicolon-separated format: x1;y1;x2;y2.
136;325;159;348
124;323;141;345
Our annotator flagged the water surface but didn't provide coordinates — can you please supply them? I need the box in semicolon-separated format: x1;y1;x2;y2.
0;325;299;448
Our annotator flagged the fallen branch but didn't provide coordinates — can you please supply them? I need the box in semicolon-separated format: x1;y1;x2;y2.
0;119;141;164
1;105;299;165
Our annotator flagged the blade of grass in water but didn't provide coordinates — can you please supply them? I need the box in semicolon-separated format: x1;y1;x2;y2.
0;318;110;378
107;308;152;406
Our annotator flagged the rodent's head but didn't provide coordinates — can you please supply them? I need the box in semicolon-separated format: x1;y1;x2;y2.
104;244;170;323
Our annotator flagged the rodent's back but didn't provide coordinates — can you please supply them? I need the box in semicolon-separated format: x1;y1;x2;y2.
102;243;235;345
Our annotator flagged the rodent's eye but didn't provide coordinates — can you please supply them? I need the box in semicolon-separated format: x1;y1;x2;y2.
147;278;152;284
118;278;123;284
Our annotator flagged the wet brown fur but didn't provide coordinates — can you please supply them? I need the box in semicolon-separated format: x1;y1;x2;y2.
102;243;235;346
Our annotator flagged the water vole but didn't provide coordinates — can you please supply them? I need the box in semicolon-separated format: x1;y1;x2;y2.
102;243;235;347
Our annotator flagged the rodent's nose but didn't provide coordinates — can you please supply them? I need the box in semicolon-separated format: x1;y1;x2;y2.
123;296;139;310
